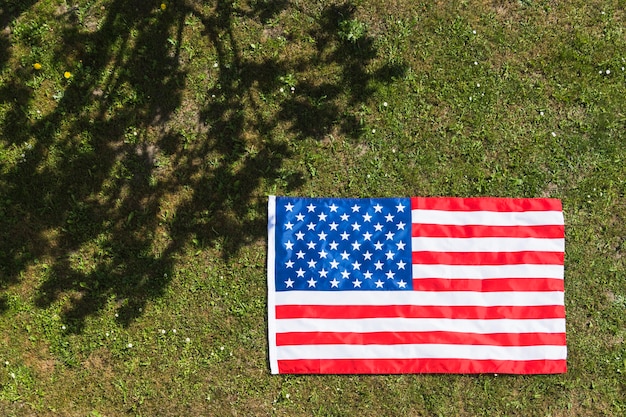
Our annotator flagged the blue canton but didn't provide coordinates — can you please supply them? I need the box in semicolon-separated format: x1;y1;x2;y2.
275;197;412;291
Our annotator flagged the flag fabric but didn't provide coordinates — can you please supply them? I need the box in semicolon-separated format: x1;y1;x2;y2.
267;196;566;374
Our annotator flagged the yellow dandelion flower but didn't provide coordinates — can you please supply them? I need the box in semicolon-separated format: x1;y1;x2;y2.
160;3;167;10
64;71;72;79
33;63;42;70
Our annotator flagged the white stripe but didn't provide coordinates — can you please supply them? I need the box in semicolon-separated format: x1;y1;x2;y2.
411;237;564;252
274;290;564;307
276;344;567;361
275;317;566;335
412;209;564;226
412;264;564;279
267;196;279;374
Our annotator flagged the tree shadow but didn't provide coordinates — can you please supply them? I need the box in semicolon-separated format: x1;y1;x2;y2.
0;0;405;328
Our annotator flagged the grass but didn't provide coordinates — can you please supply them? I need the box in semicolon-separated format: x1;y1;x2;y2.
0;0;625;415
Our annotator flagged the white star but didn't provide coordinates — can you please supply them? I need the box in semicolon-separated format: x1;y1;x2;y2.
319;268;328;278
385;213;394;222
385;250;395;260
329;259;339;269
374;260;384;270
329;203;339;212
385;231;395;240
396;260;407;270
285;240;294;250
373;204;383;213
386;270;395;280
340;231;350;240
318;212;327;222
362;231;372;241
341;270;351;279
285;202;294;212
351;222;361;231
296;268;306;277
285;278;294;288
318;231;328;241
396;221;406;230
285;260;294;268
329;241;339;250
352;279;362;288
351;204;360;212
307;222;316;230
352;260;361;270
396;202;406;212
363;271;373;279
340;213;350;221
306;203;316;212
307;241;316;250
307;259;317;268
330;278;340;288
375;279;384;288
295;231;305;240
285;221;294;230
396;241;406;250
351;241;361;251
398;280;407;288
362;213;372;222
295;213;305;221
307;278;317;287
329;222;339;231
340;251;350;260
374;241;384;250
363;251;373;260
374;223;384;232
318;249;328;259
296;250;305;259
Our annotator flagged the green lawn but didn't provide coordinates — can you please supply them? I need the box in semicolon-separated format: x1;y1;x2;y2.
0;0;624;415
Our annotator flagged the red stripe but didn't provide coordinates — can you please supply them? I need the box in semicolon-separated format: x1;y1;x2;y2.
412;278;564;292
412;251;564;265
278;358;567;374
411;224;564;238
410;197;563;212
275;304;565;320
276;331;566;347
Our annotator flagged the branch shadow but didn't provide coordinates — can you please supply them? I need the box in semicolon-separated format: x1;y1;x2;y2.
0;0;405;329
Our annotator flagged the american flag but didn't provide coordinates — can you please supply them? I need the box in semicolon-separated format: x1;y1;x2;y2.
267;196;566;374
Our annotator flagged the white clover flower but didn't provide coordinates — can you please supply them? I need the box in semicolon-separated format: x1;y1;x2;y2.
383;102;388;107
185;337;191;343
213;62;218;68
220;346;224;351
476;83;480;87
10;372;16;379
4;361;9;366
474;61;478;66
127;343;133;348
540;111;544;116
472;30;477;34
115;313;119;318
279;87;284;93
160;329;166;334
290;86;295;92
105;332;110;337
172;329;177;333
371;129;376;133
551;132;557;137
606;69;610;75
